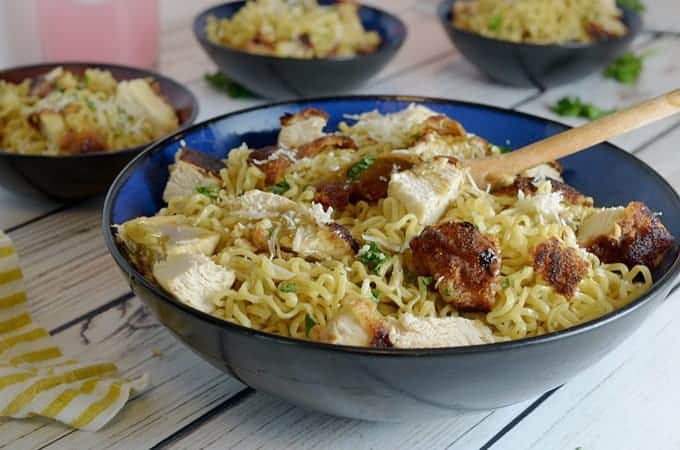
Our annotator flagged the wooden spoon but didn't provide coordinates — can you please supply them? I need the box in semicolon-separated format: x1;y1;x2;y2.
467;88;680;188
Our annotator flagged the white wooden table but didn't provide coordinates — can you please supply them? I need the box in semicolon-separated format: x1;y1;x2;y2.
2;1;680;448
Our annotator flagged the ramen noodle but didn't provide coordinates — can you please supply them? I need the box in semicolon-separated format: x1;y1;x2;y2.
452;0;627;44
205;0;381;58
117;104;674;349
0;66;179;156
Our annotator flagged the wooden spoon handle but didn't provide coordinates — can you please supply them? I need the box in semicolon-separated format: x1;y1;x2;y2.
469;89;680;187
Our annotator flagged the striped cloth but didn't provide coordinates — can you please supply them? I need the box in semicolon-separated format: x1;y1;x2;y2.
0;231;148;431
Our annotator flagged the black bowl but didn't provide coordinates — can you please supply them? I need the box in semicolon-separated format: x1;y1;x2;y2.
438;0;642;89
193;1;407;99
103;96;680;421
0;62;198;201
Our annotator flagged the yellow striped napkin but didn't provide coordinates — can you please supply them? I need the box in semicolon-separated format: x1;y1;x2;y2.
0;230;148;431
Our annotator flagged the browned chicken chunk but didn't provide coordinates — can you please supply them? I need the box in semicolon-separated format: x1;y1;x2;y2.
247;145;294;185
533;238;588;298
410;221;501;311
494;177;593;206
578;201;675;269
419;115;467;138
296;135;357;159
314;182;352;211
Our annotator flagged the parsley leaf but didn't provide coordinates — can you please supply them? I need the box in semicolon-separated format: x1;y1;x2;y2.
497;144;512;153
501;278;510;289
204;71;254;98
371;289;381;302
270;178;291;195
195;183;220;199
617;0;644;13
85;99;96;112
347;155;376;181
551;96;615;121
419;276;433;288
305;313;317;337
488;13;502;31
279;282;297;293
359;242;388;273
604;51;648;84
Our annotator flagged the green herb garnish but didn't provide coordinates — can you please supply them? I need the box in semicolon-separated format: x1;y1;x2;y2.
498;145;512;153
195;183;220;199
551;96;615;121
501;278;510;289
204;71;254;98
279;282;297;293
441;284;454;301
419;276;433;288
347;155;376;181
85;99;96;112
604;51;650;84
305;313;317;336
359;242;388;273
371;289;381;302
617;0;644;13
488;13;502;31
270;178;291;195
405;270;418;286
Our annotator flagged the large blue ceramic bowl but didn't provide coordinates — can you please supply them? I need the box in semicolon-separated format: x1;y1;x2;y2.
193;1;407;99
103;97;680;421
439;0;642;89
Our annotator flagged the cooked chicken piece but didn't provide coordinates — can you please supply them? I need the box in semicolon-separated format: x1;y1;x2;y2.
317;297;392;347
227;190;358;260
58;129;109;154
388;158;463;225
410;221;501;311
117;215;220;275
418;115;466;138
408;133;490;161
83;68;117;95
533;238;588;298
152;253;235;314
278;108;328;149
29;110;66;147
317;297;499;348
387;314;499;348
247;146;295;185
494;177;592;206
296;135;357;159
163;148;225;202
522;162;564;182
116;79;179;136
577;201;675;268
314;182;352;211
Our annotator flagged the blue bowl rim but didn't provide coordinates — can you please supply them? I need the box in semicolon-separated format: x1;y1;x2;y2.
0;61;200;159
103;94;680;357
438;0;642;50
192;0;408;63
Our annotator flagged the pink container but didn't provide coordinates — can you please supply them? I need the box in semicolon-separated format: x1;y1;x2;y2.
36;0;159;68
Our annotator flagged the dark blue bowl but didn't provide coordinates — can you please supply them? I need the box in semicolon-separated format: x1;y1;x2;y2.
0;62;198;201
439;0;642;89
193;1;407;99
103;96;680;421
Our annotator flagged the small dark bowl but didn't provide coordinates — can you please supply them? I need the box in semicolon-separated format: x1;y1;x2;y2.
193;1;407;99
103;96;680;421
0;62;198;201
438;0;642;89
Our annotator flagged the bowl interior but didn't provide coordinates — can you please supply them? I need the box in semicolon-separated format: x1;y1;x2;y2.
0;62;199;156
194;0;407;57
108;97;680;288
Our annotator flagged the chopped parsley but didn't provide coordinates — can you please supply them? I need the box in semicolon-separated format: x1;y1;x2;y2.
410;132;423;141
358;242;388;273
441;284;454;301
501;278;510;289
604;51;650;84
498;144;512;153
347;155;376;181
270;178;291;195
305;313;317;336
419;276;433;288
371;289;381;303
279;282;297;293
85;98;96;112
617;0;644;13
195;183;220;199
204;71;254;98
551;96;615;121
488;13;502;31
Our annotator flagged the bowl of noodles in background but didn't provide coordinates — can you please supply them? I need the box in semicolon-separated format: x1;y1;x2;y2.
103;96;680;421
0;62;198;201
438;0;642;89
193;0;407;99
